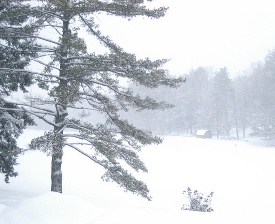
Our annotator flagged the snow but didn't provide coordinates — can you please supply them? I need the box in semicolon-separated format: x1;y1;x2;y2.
1;130;275;224
196;130;211;136
0;192;106;224
53;170;62;175
196;129;208;135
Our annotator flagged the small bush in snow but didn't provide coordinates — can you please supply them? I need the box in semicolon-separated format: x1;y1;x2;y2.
181;187;214;212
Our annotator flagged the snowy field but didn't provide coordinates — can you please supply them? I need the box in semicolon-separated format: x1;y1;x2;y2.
1;130;275;224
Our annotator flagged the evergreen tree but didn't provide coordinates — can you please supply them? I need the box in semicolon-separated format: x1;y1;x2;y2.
0;0;36;182
123;67;213;135
248;50;275;139
4;0;184;199
258;50;275;139
0;99;34;183
233;73;253;138
182;67;212;134
210;67;233;138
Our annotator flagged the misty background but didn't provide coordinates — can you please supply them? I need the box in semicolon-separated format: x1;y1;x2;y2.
121;51;275;141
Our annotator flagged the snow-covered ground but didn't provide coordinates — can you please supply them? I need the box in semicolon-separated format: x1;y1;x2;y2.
1;130;275;224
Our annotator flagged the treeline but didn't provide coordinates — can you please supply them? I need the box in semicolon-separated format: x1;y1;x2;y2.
122;49;275;139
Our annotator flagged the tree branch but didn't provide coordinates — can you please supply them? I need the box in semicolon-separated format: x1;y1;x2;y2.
16;103;56;115
0;33;61;46
32;59;61;71
21;106;56;127
0;68;66;80
65;143;108;169
80;79;131;97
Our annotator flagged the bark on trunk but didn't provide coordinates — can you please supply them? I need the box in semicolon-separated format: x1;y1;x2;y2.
50;3;70;193
51;147;63;193
51;107;66;193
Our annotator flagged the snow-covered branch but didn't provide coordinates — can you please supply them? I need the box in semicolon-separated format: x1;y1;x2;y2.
80;79;131;97
63;133;86;139
78;14;122;52
65;143;108;169
56;103;98;112
21;107;56;127
16;103;55;116
0;68;66;80
0;32;60;46
0;107;24;112
66;122;95;134
30;8;64;20
32;59;60;71
1;42;55;53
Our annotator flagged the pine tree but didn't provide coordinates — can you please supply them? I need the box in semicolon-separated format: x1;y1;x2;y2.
0;0;36;182
182;67;212;134
210;67;233;138
233;74;253;139
247;50;275;139
0;99;34;182
3;0;184;199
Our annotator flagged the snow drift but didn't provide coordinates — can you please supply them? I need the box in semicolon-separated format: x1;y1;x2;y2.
1;130;275;224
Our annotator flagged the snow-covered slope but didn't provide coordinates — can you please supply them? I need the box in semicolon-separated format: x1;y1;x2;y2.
1;130;275;224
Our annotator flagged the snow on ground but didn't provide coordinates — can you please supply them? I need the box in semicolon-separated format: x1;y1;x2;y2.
1;130;275;224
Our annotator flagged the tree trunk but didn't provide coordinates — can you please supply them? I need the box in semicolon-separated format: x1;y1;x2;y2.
216;114;219;139
51;106;67;193
51;4;70;193
235;117;239;140
51;146;63;193
234;99;239;140
242;126;246;138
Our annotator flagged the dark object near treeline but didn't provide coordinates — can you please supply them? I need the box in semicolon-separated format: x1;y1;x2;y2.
196;130;212;139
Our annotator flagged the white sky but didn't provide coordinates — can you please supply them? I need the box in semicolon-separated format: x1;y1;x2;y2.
96;0;275;78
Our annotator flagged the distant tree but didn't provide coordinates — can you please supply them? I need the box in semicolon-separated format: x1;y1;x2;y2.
0;0;36;182
123;67;213;135
259;51;275;139
233;73;254;139
248;50;275;139
1;0;184;199
210;67;233;138
121;83;184;135
182;67;212;134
